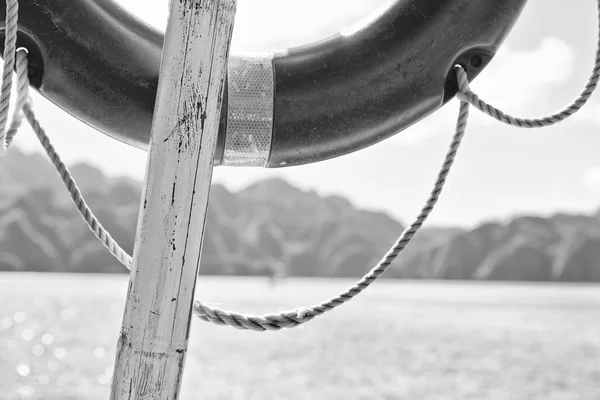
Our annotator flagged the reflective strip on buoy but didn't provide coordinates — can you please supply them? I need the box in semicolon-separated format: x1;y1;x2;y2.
223;53;274;167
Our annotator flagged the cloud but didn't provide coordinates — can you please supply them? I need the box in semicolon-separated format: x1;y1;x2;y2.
472;37;576;113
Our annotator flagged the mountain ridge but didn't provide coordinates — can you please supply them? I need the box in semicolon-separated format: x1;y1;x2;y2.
0;148;599;282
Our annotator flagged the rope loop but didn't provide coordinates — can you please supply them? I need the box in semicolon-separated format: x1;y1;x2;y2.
454;0;600;128
2;0;600;331
0;0;22;154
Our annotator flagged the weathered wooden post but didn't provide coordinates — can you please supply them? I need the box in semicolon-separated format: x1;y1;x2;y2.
110;0;237;398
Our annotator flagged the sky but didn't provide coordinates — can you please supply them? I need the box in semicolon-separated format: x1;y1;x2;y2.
8;0;600;227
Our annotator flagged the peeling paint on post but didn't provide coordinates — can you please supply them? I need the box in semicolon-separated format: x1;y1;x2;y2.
110;1;237;398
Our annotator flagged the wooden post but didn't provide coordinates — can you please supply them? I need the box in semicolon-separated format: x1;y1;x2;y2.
110;1;237;398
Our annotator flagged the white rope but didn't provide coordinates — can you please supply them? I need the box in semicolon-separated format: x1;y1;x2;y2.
455;0;600;127
0;0;21;154
3;0;600;331
13;50;472;332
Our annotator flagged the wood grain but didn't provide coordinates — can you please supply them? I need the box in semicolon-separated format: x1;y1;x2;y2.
110;1;237;398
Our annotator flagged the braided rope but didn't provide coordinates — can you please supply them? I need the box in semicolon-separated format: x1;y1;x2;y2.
22;102;134;269
192;94;471;331
455;0;600;127
0;2;133;269
0;0;19;154
6;47;28;146
2;0;600;331
18;58;470;331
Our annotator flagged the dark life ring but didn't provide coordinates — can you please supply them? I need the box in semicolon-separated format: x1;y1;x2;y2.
0;0;527;167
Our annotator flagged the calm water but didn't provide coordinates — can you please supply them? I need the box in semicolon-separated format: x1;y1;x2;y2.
1;273;599;399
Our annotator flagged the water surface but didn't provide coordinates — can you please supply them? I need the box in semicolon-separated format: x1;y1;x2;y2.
1;273;599;399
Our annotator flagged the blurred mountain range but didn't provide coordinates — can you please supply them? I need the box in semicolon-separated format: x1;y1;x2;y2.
0;148;599;282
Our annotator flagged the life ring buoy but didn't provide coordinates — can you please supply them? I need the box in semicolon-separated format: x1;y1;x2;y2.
0;0;527;167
